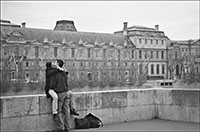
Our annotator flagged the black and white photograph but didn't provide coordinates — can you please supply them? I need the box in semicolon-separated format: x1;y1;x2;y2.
0;1;199;132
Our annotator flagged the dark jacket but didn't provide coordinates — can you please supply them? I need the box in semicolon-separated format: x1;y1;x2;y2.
45;67;62;98
49;70;69;93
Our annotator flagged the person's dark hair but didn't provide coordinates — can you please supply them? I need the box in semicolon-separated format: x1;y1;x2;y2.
56;59;64;67
46;62;52;69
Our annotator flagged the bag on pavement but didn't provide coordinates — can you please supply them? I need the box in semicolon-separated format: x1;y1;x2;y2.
85;113;103;128
75;117;90;129
75;113;103;129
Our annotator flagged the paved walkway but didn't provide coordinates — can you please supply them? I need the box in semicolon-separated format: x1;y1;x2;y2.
71;119;199;132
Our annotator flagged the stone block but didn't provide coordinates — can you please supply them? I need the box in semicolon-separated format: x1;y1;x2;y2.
101;92;114;108
91;92;102;109
112;107;127;123
127;90;154;106
74;93;87;111
101;91;127;109
1;117;22;131
182;90;200;107
22;115;40;131
158;105;190;122
189;107;200;123
124;105;154;122
1;96;39;118
85;92;93;110
39;96;52;114
172;90;200;107
37;114;55;131
156;89;172;105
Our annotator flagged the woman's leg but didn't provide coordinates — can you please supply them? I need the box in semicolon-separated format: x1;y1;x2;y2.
48;89;58;114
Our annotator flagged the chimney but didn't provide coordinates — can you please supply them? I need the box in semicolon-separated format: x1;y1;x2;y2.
54;20;77;31
123;22;128;36
155;25;159;30
22;22;26;28
123;22;128;30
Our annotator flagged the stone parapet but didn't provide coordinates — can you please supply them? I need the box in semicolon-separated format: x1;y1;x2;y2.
1;88;199;131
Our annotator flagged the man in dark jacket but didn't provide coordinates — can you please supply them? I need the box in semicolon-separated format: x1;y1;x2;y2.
49;59;72;132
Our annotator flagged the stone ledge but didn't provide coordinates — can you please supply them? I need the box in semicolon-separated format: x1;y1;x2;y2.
1;88;200;131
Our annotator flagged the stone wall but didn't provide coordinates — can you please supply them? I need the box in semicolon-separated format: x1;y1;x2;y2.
1;88;199;131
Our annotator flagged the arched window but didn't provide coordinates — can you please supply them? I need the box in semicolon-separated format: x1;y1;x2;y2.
87;72;92;82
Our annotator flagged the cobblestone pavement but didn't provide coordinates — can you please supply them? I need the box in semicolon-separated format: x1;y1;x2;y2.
71;119;200;132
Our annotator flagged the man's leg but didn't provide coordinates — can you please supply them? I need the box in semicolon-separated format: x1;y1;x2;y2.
68;91;75;109
68;91;79;116
48;89;58;114
63;92;71;131
53;92;66;131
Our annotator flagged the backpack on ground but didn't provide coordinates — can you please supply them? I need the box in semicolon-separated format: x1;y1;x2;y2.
75;113;103;129
74;117;90;129
85;113;103;128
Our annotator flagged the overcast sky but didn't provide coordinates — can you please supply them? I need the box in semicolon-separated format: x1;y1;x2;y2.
1;1;199;40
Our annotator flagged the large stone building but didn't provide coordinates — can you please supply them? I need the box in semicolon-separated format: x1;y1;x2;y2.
169;39;200;81
0;20;137;92
1;19;199;94
114;22;171;80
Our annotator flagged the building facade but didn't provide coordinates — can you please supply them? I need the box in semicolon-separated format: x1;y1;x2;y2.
169;39;200;81
0;20;137;92
114;23;171;80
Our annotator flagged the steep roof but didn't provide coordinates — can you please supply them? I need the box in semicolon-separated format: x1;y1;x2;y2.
1;26;135;48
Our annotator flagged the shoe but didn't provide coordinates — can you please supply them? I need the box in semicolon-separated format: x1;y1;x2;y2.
70;109;79;116
52;111;58;114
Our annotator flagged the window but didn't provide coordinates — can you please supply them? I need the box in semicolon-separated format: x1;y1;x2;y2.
125;62;128;67
157;64;160;74
161;51;164;59
4;47;7;56
96;51;98;57
71;48;75;58
36;73;39;77
26;72;29;78
88;48;91;58
103;49;106;58
11;71;15;80
175;51;177;59
132;71;134;76
35;46;39;57
87;72;92;82
132;50;134;59
156;51;159;59
144;51;148;59
80;62;83;67
145;39;147;44
161;40;164;45
151;64;154;74
139;39;142;44
26;62;29;67
162;64;165;74
151;39;153;44
54;47;58;57
151;51;154;59
139;50;142;59
156;40;158;44
81;72;84;78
